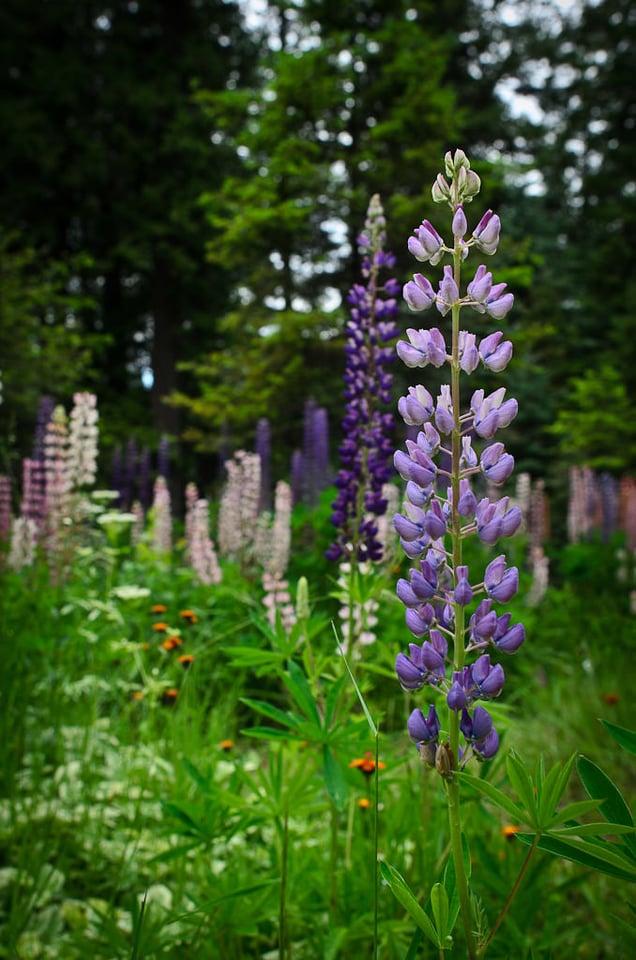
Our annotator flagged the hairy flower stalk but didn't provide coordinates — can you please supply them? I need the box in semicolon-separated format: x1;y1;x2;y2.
393;150;524;958
327;194;400;564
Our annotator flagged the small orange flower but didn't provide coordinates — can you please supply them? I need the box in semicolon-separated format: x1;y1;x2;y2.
502;825;520;840
132;690;144;701
349;751;386;776
177;654;195;668
219;739;235;751
602;692;620;705
152;622;169;633
161;636;183;651
179;609;198;624
151;604;167;614
162;688;179;705
358;797;371;810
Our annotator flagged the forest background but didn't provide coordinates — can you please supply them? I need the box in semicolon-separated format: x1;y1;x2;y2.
1;0;634;521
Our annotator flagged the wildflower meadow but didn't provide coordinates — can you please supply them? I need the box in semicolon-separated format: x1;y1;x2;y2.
1;150;635;960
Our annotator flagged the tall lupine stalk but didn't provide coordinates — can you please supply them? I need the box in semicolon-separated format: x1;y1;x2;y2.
67;392;99;490
151;476;172;555
257;480;296;633
217;450;261;570
43;405;71;564
393;151;524;958
184;481;222;586
0;476;11;543
327;194;400;565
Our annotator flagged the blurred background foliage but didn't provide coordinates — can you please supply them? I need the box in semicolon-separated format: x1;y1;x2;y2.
0;0;634;496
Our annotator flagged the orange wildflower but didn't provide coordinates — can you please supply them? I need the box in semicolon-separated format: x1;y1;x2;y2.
219;739;235;751
177;654;195;668
179;609;198;624
502;825;520;840
152;622;169;633
602;692;620;705
162;688;179;705
349;751;386;776
132;690;144;701
161;636;183;651
358;797;371;810
151;604;167;614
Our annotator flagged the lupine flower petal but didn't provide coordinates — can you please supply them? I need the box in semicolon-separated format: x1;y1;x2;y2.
396;652;426;689
408;704;440;743
473;209;501;255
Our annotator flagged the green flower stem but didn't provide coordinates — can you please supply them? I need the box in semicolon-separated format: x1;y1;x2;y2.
478;836;540;959
445;225;478;960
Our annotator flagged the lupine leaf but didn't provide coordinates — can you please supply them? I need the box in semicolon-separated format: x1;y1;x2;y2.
600;719;636;755
442;858;460;935
545;797;602;828
284;660;322;728
240;697;303;732
240;726;306;741
323;674;347;731
323;744;347;810
577;756;634;827
517;831;636;881
379;861;439;946
455;772;526;823
430;882;450;943
577;755;636;858
537;754;576;825
505;751;538;822
551;822;635;838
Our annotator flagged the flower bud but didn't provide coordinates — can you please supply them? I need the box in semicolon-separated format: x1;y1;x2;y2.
452;204;467;239
432;172;451;204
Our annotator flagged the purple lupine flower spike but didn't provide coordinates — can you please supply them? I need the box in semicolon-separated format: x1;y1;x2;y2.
327;194;399;563
392;151;525;771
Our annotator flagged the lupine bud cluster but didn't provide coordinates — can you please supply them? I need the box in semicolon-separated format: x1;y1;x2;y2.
151;476;172;555
393;150;525;770
185;482;222;586
327;194;400;563
67;392;99;489
218;450;261;567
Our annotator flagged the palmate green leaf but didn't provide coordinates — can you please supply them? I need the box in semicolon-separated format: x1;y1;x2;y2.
577;754;636;858
284;660;322;728
240;697;304;733
323;744;347;811
545;797;602;829
323;674;347;732
601;719;636;755
454;772;526;824
577;756;634;827
505;751;538;823
537;753;577;825
517;831;636;882
240;726;307;741
550;822;635;838
379;861;440;948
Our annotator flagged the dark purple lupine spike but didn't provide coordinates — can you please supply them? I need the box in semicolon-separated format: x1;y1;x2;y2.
327;195;399;563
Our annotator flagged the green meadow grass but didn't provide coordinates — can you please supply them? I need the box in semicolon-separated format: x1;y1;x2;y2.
0;524;634;959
